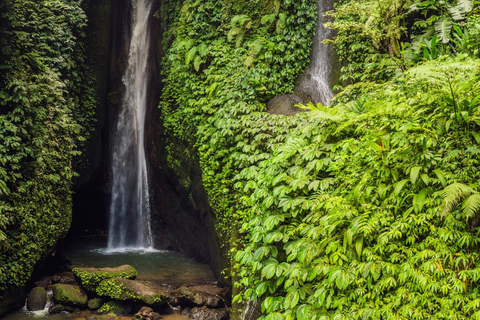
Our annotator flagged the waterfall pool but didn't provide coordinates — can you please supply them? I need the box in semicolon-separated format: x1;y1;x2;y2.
3;237;217;320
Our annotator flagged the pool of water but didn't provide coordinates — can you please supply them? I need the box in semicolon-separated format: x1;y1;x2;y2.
2;309;190;320
4;237;216;320
64;238;216;286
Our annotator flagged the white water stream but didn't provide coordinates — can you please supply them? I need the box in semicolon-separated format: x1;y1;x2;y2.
297;0;336;106
108;0;154;250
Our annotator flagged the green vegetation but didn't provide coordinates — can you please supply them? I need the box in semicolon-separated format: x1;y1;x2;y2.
159;0;480;319
0;0;479;319
0;0;96;293
73;265;138;292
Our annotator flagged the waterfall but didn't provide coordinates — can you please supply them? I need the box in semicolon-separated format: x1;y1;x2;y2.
296;0;337;106
108;0;154;250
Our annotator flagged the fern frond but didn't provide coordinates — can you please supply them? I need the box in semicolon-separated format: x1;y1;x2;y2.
435;16;453;43
441;183;476;216
462;194;480;220
457;0;472;14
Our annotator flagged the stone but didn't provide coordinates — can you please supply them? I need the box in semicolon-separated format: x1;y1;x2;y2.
176;285;228;308
35;276;51;289
52;275;61;284
266;94;307;116
52;283;88;307
97;300;132;316
73;265;137;292
26;287;47;311
190;307;229;320
48;303;78;314
88;297;104;310
133;306;162;320
96;278;169;306
181;306;192;316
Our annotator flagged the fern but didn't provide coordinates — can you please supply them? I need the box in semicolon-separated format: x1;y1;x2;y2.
435;16;453;43
441;183;477;216
462;194;480;220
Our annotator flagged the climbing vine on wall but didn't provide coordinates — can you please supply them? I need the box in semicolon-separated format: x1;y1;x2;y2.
0;0;96;292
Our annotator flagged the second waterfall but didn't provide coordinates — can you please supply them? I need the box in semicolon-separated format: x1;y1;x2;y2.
108;0;154;250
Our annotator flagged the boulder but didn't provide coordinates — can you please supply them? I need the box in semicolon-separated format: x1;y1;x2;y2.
86;315;117;320
97;300;132;316
133;306;162;320
88;297;104;310
72;265;137;292
52;283;88;307
26;287;47;311
181;306;192;316
51;275;61;284
35;276;51;289
176;285;228;308
190;307;229;320
266;94;307;116
48;303;79;314
96;278;169;306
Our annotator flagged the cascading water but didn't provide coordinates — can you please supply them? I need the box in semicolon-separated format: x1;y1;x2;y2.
296;0;337;106
108;0;154;250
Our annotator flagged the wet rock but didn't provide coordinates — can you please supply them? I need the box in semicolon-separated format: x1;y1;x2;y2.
97;300;132;316
96;278;169;306
48;303;79;314
87;315;117;320
73;265;137;292
26;287;47;311
88;297;104;310
52;275;61;284
133;306;162;320
35;276;51;289
190;307;229;320
266;94;306;116
52;283;88;307
181;306;192;316
176;285;228;308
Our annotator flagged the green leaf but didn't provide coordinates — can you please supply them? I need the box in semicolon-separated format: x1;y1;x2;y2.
393;179;409;197
413;189;427;214
410;166;422;185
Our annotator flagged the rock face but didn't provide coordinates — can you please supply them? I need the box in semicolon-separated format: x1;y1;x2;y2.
176;285;228;308
190;306;229;320
96;278;170;306
266;94;307;116
26;287;47;311
52;283;88;307
73;265;137;292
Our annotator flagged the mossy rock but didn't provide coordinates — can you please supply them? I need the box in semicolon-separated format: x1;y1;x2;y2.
96;278;169;306
87;297;104;310
72;265;137;292
177;285;227;308
97;300;131;316
52;284;88;307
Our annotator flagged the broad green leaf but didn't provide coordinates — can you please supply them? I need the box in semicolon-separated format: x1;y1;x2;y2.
410;166;422;185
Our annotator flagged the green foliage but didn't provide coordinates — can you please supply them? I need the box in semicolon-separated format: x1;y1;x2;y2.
72;265;138;292
234;57;480;319
96;278;140;301
326;0;480;87
0;0;96;292
160;0;317;254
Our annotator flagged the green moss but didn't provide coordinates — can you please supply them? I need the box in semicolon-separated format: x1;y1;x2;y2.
73;265;137;292
96;278;140;301
97;300;130;316
52;284;88;307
